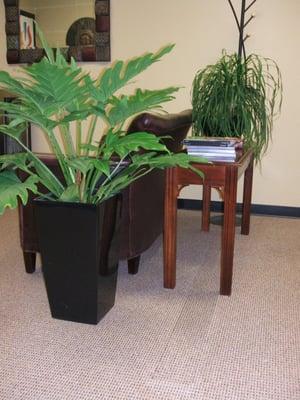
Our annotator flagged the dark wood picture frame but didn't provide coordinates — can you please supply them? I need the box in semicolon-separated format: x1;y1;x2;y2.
3;0;111;64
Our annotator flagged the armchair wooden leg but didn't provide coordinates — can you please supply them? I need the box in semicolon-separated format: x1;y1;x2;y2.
127;255;141;275
23;251;36;274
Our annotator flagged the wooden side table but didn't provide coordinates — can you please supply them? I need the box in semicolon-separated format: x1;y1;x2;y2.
163;149;254;296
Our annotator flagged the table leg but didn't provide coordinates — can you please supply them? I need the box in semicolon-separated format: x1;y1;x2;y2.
241;155;254;235
163;168;178;289
220;167;238;296
202;184;211;231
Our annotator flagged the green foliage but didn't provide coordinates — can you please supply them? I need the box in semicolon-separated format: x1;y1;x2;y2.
192;52;282;161
0;32;205;214
107;88;179;126
0;171;39;215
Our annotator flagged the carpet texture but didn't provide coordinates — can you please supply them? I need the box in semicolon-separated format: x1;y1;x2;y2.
0;209;299;400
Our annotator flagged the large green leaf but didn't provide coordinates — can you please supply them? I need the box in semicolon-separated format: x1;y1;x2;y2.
0;101;56;131
0;125;64;197
28;156;64;197
102;131;169;159
94;152;205;203
59;184;80;202
65;157;96;176
0;120;29;141
0;72;69;121
58;109;93;124
0;152;30;171
130;152;207;174
0;71;40;107
24;59;90;114
94;44;175;104
0;171;39;215
107;87;179;126
91;159;111;176
0;36;92;120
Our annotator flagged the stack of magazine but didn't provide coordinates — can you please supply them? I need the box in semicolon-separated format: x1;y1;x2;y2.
183;137;242;162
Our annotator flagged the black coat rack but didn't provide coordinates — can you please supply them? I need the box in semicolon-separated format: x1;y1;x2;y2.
227;0;257;58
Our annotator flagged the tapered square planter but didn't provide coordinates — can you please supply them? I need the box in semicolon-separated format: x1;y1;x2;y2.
34;195;121;325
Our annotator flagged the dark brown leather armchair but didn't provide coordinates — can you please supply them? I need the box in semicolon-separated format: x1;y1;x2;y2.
18;110;192;275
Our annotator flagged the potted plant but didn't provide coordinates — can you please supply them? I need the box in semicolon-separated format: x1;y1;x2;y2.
0;31;205;324
191;2;283;162
191;51;283;162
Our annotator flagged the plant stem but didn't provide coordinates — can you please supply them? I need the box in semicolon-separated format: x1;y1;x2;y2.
79;175;85;202
6;136;64;197
76;120;82;155
97;157;125;189
84;115;98;156
58;123;76;156
95;166;151;203
45;127;74;186
35;191;54;200
84;168;100;202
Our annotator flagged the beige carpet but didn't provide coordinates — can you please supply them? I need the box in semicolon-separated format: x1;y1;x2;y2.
0;209;299;400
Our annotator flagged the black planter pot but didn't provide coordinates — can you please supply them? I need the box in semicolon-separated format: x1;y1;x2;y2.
34;195;121;325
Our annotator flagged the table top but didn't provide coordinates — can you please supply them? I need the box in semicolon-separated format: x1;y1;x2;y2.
174;149;254;186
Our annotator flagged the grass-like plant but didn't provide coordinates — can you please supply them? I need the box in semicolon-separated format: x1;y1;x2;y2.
0;30;205;215
192;52;282;161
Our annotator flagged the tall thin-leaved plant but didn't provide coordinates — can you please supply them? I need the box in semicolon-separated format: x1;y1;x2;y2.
192;52;282;161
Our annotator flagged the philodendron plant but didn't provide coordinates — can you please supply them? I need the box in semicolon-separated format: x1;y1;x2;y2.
0;32;205;215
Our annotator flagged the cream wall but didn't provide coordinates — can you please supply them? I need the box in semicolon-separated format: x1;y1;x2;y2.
0;0;299;207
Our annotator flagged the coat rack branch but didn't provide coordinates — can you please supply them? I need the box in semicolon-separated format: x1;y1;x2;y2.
244;14;255;28
245;0;257;13
227;0;257;58
227;0;241;32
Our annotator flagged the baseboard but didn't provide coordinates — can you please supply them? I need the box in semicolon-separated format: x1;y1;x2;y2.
177;199;300;218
